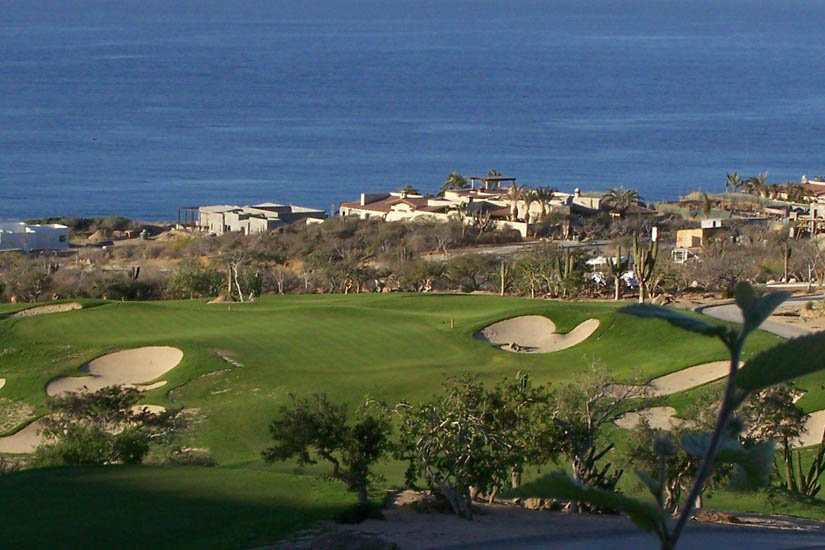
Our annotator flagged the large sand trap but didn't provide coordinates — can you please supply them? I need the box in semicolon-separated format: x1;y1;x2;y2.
615;407;689;431
476;315;599;353
6;302;82;319
46;346;183;396
0;419;51;454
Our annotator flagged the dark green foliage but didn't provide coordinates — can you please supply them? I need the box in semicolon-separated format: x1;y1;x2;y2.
263;394;392;506
334;502;384;524
394;373;552;518
34;386;185;467
737;332;825;394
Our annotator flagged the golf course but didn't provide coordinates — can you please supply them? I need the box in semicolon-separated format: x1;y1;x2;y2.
1;294;823;549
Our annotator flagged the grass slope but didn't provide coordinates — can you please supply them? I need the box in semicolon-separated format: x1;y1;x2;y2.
0;293;792;545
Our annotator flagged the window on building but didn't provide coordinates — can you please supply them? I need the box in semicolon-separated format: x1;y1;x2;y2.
59;235;67;242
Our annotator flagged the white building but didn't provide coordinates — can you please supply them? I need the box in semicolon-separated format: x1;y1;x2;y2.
198;203;327;235
0;222;70;252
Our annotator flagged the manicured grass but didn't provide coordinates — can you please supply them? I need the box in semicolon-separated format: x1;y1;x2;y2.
0;293;779;464
0;465;352;550
0;293;800;545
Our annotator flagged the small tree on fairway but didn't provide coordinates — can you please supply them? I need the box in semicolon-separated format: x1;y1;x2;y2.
263;394;392;507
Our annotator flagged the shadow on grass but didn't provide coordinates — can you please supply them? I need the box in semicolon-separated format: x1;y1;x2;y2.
0;465;353;550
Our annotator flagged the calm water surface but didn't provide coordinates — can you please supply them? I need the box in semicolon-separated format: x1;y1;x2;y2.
2;0;825;220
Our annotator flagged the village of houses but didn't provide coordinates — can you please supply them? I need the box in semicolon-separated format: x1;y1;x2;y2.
5;171;825;288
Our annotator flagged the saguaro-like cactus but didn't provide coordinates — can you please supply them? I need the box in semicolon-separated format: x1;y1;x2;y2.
632;232;658;304
605;245;628;301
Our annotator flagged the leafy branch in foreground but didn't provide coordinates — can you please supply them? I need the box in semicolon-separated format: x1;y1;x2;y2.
515;282;825;550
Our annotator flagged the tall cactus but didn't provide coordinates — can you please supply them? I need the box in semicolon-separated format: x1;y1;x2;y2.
605;245;628;301
554;248;576;298
783;241;792;283
632;233;658;304
555;247;574;280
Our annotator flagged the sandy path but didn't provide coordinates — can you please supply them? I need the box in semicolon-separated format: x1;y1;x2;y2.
46;346;183;396
476;316;599;353
6;302;82;319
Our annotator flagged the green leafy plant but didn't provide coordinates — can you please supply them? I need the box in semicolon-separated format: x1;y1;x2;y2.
33;386;185;467
514;282;825;550
393;373;551;519
263;394;392;507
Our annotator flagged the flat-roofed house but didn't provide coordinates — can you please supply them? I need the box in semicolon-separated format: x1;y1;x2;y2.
0;222;69;252
197;203;326;235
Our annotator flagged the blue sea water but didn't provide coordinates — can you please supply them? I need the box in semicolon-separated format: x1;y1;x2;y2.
2;0;825;221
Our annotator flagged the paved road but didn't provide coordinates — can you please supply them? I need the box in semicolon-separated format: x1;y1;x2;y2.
439;525;825;550
697;295;820;339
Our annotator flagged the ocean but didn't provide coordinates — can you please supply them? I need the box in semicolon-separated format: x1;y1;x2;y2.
2;0;825;221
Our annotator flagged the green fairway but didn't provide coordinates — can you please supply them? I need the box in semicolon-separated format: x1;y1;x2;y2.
0;293;798;544
0;293;780;463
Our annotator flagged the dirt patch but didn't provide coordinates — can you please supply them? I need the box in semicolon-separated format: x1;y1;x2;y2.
615;406;689;431
476;315;599;353
46;346;183;396
6;303;82;319
0;399;34;434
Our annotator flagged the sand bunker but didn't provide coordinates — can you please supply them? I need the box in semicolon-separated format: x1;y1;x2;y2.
615;407;689;431
6;302;82;319
0;379;5;391
0;405;167;454
611;361;736;398
0;419;51;454
795;410;825;448
46;346;183;396
476;316;599;353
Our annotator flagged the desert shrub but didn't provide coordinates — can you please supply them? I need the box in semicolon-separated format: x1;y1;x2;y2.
32;424;112;466
33;386;186;467
165;259;224;299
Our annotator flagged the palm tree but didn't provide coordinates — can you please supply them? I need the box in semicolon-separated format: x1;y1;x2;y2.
440;171;469;195
747;172;768;197
399;184;420;196
602;187;641;211
534;187;557;220
507;183;524;221
725;172;743;193
787;184;810;204
522;189;538;223
768;183;780;199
